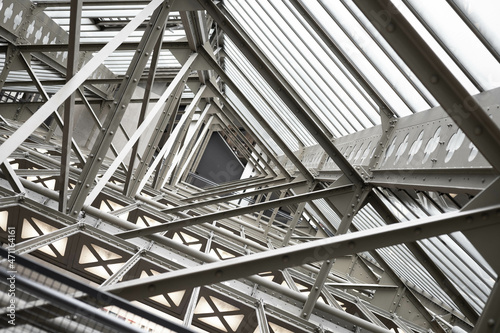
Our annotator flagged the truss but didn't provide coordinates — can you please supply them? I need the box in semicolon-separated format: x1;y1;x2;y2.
0;0;499;332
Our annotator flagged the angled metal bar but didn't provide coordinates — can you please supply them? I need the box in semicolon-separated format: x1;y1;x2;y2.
17;53;86;165
174;115;215;185
223;46;306;147
137;85;207;194
100;248;146;288
0;45;17;92
197;1;365;186
300;259;334;320
256;300;271;333
282;201;307;246
14;224;81;255
129;30;186;189
0;41;191;53
83;54;198;207
169;107;212;187
262;189;287;237
155;87;208;189
75;88;128;173
181;176;273;201
107;201;500;299
220;126;266;176
215;108;276;176
117;185;355;239
214;95;291;180
325;283;397;290
0;0;168;164
59;0;82;213
352;0;500;173
0;162;25;194
199;50;314;183
66;0;177;214
472;279;499;333
163;179;308;216
125;75;186;196
368;193;479;323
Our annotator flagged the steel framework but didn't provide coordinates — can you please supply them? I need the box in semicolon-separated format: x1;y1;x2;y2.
0;0;499;332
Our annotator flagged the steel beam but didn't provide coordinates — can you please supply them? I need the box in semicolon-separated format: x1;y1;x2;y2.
352;0;500;173
0;162;25;194
107;201;500;309
154;88;208;190
123;25;165;195
125;62;188;196
116;185;355;239
59;0;82;213
82;54;198;207
368;193;479;323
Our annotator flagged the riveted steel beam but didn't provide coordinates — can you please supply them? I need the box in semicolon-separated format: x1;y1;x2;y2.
352;0;500;173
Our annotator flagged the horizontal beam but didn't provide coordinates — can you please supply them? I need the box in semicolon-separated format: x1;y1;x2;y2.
161;179;308;214
0;42;190;53
108;201;500;297
116;184;355;239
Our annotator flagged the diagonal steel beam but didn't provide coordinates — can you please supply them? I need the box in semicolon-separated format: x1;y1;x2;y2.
68;1;177;214
116;184;355;239
107;201;500;298
83;54;199;207
352;0;500;173
203;69;313;182
154;87;208;190
123;25;166;196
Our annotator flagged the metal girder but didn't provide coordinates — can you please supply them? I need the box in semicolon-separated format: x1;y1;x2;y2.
124;59;192;196
109;201;500;295
212;94;292;180
13;224;81;255
292;87;500;194
123;24;166;196
17;52;86;166
10;173;449;332
0;41;190;53
301;259;334;320
154;87;208;190
352;0;500;173
59;0;82;213
169;107;212;187
139;88;208;194
0;162;25;194
368;193;479;323
173;115;215;185
472;279;500;333
116;184;355;239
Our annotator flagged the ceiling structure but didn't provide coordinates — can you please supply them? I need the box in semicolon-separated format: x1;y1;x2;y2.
0;0;499;332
